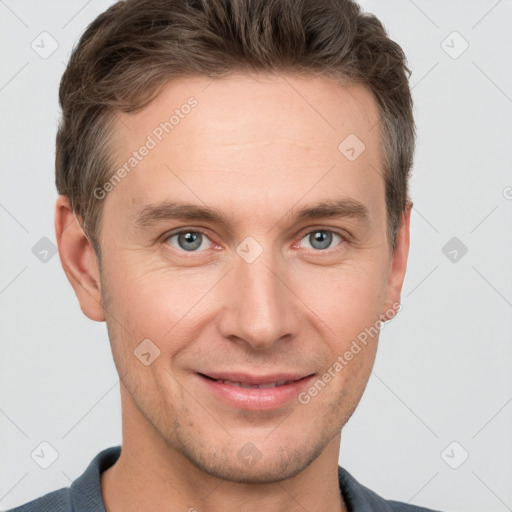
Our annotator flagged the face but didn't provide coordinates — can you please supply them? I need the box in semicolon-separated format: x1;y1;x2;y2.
59;73;410;484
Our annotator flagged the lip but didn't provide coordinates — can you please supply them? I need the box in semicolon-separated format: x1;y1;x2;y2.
196;372;316;411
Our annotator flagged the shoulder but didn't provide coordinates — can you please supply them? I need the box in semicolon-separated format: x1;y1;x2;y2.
338;466;444;512
386;501;442;512
4;487;72;512
4;446;121;512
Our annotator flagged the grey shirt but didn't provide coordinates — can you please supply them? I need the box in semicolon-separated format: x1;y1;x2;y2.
6;446;443;512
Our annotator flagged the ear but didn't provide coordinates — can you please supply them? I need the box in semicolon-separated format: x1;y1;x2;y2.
382;202;412;320
54;196;105;322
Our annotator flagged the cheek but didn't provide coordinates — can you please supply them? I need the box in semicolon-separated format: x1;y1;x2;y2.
103;257;222;354
296;258;389;337
296;263;386;412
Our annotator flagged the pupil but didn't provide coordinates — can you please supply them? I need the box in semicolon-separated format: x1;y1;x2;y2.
179;231;201;251
311;231;331;250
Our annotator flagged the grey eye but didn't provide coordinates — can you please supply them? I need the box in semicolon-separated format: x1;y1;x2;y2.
300;230;342;251
167;231;208;252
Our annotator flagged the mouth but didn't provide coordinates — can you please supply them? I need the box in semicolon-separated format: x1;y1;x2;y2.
196;372;315;410
205;378;300;389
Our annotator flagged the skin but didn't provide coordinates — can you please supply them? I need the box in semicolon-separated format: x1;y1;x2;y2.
55;73;411;512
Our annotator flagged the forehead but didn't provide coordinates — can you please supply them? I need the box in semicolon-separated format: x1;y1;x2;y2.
115;73;379;152
106;73;384;229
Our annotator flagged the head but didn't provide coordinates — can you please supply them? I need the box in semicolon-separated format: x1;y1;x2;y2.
55;0;414;483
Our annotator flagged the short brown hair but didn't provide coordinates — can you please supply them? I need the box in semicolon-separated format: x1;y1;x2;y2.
56;0;415;256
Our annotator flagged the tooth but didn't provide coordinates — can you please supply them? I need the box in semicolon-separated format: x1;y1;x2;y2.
216;379;295;389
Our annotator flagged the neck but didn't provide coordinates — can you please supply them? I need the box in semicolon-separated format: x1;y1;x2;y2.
101;386;346;512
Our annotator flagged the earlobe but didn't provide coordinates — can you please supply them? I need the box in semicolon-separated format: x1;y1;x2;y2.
54;196;105;322
382;202;412;319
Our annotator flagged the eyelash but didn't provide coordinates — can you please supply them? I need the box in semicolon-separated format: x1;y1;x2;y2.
163;227;346;256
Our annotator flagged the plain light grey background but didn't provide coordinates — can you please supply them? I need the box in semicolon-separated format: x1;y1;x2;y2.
1;1;511;511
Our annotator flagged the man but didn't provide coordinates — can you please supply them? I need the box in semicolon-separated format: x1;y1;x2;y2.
8;0;443;510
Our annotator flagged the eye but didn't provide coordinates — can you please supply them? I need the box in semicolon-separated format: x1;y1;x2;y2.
165;230;212;252
298;230;344;251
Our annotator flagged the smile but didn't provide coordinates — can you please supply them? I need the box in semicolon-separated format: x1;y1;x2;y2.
196;372;315;411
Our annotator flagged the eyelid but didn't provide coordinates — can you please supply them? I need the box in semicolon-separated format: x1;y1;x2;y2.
164;227;211;237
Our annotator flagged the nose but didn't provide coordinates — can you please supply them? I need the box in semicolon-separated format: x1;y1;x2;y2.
216;247;299;350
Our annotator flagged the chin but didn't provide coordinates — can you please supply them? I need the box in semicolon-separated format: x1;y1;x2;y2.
176;435;327;484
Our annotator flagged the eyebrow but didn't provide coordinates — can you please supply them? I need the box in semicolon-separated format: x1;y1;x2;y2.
134;198;370;229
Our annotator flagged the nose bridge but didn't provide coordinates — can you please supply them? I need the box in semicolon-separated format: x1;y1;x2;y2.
218;245;296;348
